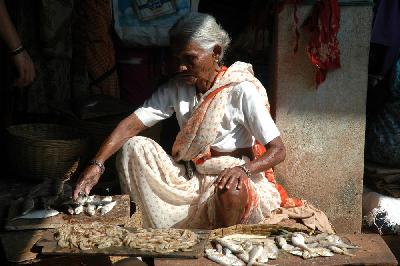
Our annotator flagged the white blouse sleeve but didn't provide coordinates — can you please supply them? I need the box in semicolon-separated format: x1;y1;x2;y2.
239;81;280;145
133;83;175;127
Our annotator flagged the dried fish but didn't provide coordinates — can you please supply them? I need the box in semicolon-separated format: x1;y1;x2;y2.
100;201;116;215
55;223;200;253
12;209;59;220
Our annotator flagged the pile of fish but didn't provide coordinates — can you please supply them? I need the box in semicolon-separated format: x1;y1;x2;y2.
11;159;118;219
55;223;200;252
205;231;360;265
65;194;116;216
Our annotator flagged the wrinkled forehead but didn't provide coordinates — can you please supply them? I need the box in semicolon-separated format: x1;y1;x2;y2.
170;35;208;57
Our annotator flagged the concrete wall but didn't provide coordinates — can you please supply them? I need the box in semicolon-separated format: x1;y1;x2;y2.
273;4;372;233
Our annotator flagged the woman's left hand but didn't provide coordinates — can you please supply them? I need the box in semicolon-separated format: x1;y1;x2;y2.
12;50;35;87
215;166;248;190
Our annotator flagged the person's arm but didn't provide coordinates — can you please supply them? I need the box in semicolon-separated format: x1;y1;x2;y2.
215;82;285;190
0;0;35;87
73;113;147;200
215;136;286;190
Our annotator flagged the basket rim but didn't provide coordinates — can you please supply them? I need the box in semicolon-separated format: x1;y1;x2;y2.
6;123;86;143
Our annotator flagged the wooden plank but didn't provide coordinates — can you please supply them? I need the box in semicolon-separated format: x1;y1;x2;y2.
5;195;130;230
155;234;398;266
0;230;45;262
36;229;210;259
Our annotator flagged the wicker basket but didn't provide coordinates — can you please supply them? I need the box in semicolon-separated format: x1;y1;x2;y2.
6;123;87;180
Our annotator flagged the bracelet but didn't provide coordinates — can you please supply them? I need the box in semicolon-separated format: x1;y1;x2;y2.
237;164;252;178
89;159;105;174
9;45;25;56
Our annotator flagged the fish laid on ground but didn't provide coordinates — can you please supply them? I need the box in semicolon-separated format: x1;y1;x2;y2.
291;233;312;252
205;248;245;266
328;245;355;256
323;235;360;249
262;239;279;259
242;240;253;253
214;238;245;254
275;236;295;251
248;244;264;266
12;209;59;220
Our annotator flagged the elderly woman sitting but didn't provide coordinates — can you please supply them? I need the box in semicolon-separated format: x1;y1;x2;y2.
73;12;332;231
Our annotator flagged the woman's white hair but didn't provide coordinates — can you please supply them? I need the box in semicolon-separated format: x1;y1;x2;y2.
169;12;231;60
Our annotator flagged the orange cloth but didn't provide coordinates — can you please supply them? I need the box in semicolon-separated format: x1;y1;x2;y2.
253;141;303;208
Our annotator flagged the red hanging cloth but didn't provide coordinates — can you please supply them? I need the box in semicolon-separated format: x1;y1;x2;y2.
303;0;341;86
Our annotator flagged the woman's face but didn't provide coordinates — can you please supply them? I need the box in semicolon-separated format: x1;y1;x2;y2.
170;39;220;92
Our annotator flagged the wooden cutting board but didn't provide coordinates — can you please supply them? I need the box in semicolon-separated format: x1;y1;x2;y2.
5;194;130;230
36;228;210;259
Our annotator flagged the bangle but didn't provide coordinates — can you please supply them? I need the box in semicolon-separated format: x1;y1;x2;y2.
9;45;25;56
89;159;105;174
237;164;252;178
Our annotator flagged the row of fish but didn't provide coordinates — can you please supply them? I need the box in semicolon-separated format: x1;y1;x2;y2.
205;231;360;265
65;195;116;216
13;194;116;219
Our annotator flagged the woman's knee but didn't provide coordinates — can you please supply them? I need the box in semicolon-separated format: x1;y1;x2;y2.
215;185;248;209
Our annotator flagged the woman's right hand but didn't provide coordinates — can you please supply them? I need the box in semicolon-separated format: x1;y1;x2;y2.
73;165;102;201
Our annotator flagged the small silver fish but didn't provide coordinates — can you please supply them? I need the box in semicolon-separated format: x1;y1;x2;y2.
205;248;245;266
275;236;287;249
216;243;223;253
248;244;264;266
291;233;312;252
74;205;83;215
262;239;279;259
313;247;334;257
85;204;96;216
12;209;59;220
275;236;295;251
223;247;232;256
100;201;116;215
289;250;303;257
102;196;112;202
236;251;250;263
242;240;253;252
325;235;360;249
214;238;245;254
328;245;354;256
